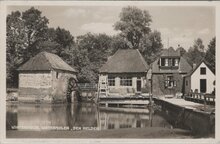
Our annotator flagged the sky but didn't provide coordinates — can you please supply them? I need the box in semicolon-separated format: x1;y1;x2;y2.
7;5;215;50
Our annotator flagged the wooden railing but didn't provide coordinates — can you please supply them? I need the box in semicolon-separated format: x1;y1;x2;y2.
77;83;97;91
184;92;215;105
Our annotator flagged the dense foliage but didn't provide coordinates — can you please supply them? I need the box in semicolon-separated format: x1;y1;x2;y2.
6;6;215;87
205;37;215;73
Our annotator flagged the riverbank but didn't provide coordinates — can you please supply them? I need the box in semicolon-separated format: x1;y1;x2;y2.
7;127;196;138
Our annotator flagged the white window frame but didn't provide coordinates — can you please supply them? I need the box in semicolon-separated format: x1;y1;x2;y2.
174;58;179;66
120;77;132;86
165;58;169;66
165;76;176;88
108;77;115;86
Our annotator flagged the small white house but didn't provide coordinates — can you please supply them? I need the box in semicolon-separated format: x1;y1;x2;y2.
98;49;150;97
184;60;215;94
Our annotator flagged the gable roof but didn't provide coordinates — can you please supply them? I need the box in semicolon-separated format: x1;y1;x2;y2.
161;47;180;57
185;59;215;77
18;51;77;72
152;56;192;74
99;49;149;73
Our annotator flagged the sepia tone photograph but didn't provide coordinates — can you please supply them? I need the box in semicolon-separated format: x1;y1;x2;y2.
4;2;216;140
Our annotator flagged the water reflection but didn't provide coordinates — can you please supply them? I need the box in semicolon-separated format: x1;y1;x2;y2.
6;102;173;131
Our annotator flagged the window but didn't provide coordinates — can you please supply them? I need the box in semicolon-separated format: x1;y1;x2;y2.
200;67;206;75
161;58;179;67
161;58;165;66
186;80;188;86
108;123;115;129
165;76;176;88
165;58;169;66
108;77;115;86
174;58;179;66
168;58;173;66
56;72;59;79
120;77;132;86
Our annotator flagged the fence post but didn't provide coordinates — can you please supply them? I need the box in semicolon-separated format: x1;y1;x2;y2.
204;95;207;111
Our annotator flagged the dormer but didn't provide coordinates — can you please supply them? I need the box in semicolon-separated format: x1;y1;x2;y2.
159;47;181;69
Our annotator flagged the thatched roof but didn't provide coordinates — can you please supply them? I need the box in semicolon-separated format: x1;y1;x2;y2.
99;49;149;73
18;51;76;72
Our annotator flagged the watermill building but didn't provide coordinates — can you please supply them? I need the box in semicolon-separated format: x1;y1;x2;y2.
17;51;77;103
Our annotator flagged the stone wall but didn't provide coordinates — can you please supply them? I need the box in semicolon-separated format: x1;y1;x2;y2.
18;70;77;103
18;71;53;102
19;72;52;88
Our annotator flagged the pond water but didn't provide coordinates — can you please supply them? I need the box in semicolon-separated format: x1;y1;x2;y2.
7;102;176;131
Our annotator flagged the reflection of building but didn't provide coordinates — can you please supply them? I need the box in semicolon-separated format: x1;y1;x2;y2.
7;103;98;131
17;52;77;103
98;49;150;97
151;48;192;96
184;60;215;94
6;105;18;130
98;111;149;130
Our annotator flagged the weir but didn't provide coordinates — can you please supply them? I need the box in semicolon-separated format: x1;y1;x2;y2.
154;97;215;137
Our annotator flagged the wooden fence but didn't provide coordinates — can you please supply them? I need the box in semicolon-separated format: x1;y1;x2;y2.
77;83;97;101
184;92;215;105
77;83;97;91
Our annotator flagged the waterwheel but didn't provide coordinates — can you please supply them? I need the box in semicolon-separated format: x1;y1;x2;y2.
66;78;78;103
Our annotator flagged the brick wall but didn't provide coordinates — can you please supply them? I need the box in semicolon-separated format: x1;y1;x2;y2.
152;73;184;96
19;72;52;88
18;70;77;103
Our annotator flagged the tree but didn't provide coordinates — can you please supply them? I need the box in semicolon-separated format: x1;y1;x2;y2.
114;6;152;49
68;45;96;83
185;38;205;66
139;30;163;64
176;46;186;56
6;7;49;87
193;38;205;52
205;37;215;72
54;27;74;56
21;7;49;60
110;35;129;54
76;33;113;82
40;27;74;56
7;11;26;87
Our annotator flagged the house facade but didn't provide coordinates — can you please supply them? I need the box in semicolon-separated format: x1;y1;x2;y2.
99;49;150;97
17;51;77;103
151;48;192;96
184;60;215;94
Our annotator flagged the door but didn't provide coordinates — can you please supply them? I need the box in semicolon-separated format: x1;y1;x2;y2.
200;79;207;93
136;80;141;92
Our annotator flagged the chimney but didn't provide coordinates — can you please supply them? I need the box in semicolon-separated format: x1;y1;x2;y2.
193;63;197;70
